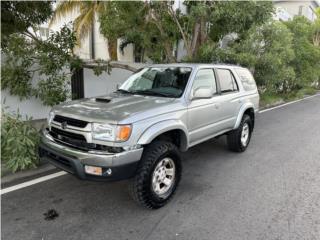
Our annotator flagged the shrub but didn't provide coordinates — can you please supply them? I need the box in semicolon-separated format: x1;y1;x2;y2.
1;111;40;172
35;75;70;106
285;16;320;89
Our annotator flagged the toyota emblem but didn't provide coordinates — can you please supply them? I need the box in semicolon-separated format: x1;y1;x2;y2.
61;121;67;129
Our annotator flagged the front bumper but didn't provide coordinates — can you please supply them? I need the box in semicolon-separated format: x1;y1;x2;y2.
39;129;144;181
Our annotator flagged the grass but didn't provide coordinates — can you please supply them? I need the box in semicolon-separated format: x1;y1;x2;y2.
260;87;319;109
260;92;284;108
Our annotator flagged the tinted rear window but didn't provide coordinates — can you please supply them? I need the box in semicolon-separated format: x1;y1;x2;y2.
216;69;238;93
235;68;257;91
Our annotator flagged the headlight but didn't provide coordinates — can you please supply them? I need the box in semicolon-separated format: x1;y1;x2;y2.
92;123;132;142
48;111;55;126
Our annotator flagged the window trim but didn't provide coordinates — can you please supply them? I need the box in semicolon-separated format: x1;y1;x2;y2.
214;68;239;95
190;68;219;98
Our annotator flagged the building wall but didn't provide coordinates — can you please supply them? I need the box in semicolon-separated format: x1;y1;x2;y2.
274;1;319;21
92;15;110;60
2;92;52;120
117;39;134;63
83;62;146;97
1;68;61;119
83;68;132;98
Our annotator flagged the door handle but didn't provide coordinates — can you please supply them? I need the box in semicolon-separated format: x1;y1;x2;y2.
214;103;220;109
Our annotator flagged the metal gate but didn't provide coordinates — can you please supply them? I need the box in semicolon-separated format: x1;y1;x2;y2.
71;68;84;100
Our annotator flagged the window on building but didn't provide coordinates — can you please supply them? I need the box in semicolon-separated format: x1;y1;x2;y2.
216;69;238;93
298;5;304;15
39;27;49;38
192;69;217;95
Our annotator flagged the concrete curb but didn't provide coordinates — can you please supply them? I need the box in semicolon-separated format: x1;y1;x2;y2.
1;164;58;188
259;91;320;111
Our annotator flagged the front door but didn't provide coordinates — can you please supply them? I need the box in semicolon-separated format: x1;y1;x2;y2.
188;68;224;145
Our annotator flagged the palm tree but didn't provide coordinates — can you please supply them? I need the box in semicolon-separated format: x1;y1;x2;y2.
50;0;117;60
313;8;320;47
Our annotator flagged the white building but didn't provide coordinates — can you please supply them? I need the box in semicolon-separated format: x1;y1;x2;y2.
273;0;320;21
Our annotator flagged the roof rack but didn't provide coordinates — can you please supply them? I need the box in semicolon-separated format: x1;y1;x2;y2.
211;62;241;67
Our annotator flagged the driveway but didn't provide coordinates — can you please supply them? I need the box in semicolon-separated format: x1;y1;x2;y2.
2;95;320;240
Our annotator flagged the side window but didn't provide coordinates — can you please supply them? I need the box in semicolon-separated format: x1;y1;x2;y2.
192;69;217;94
216;69;238;93
235;68;257;91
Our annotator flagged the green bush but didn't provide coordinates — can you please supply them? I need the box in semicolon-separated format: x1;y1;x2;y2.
285;16;320;89
1;111;40;172
35;75;70;106
1;25;79;106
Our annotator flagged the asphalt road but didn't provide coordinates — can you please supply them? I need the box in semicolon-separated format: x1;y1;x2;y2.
2;95;320;240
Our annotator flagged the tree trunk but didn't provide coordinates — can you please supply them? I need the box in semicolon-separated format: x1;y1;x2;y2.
191;23;201;57
200;18;207;44
163;42;176;63
108;38;118;61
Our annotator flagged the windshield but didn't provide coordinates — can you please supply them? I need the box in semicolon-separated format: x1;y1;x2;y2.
118;67;192;98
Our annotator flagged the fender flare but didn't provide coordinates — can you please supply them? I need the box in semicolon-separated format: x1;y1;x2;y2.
234;103;255;129
137;119;189;151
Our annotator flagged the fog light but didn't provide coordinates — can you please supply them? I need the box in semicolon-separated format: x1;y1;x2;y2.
85;165;102;176
106;168;112;175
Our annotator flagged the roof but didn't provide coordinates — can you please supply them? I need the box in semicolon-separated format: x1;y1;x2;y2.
148;63;244;69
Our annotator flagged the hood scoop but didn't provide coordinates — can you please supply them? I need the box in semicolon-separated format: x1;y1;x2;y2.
95;97;112;103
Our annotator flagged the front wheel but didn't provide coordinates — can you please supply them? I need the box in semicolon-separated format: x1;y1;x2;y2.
227;114;253;152
129;141;182;209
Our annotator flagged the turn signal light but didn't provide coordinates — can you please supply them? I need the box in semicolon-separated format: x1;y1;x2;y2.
117;125;132;141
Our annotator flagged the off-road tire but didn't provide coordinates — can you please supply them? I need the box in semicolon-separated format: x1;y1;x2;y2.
129;141;182;209
227;114;253;152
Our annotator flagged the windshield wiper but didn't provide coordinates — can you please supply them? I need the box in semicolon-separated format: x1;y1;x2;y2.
115;89;133;94
133;90;174;98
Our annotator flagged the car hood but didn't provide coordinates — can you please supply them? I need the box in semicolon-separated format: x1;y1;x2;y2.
52;93;182;124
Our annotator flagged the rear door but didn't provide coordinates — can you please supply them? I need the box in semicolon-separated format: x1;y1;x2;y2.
214;68;242;129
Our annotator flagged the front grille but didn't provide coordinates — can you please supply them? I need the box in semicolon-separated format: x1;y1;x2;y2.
53;115;88;128
51;127;86;141
49;127;123;153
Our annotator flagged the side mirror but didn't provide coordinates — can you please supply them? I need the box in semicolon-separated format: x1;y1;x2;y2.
192;87;213;100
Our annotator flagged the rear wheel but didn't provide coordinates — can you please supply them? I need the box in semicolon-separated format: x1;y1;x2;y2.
129;141;182;209
227;114;253;152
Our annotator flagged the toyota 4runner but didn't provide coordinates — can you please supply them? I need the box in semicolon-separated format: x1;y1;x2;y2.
39;64;259;209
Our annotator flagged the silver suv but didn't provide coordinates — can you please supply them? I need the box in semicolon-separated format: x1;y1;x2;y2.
39;64;259;209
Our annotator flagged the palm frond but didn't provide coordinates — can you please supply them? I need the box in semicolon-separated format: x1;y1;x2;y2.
49;0;83;27
74;7;94;41
50;1;106;46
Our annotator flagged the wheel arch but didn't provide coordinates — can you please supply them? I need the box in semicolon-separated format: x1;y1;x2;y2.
234;104;255;130
137;120;189;152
